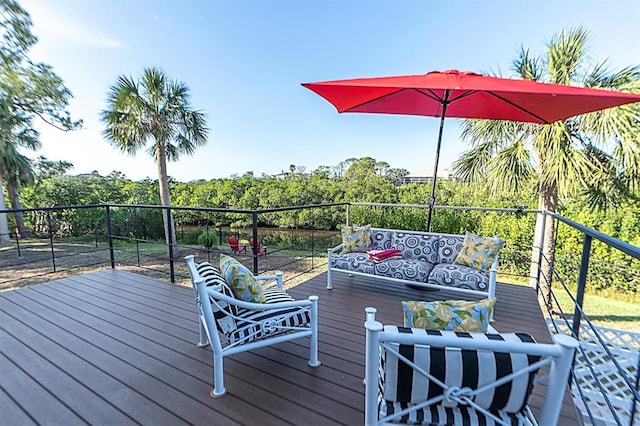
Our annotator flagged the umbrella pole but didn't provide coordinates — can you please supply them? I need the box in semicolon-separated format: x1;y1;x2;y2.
426;93;449;232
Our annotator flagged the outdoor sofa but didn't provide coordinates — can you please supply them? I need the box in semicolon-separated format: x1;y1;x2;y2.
327;226;503;299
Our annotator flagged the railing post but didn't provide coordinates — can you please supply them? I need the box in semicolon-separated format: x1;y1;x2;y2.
311;219;316;269
631;352;640;426
106;205;115;269
346;204;350;226
252;211;259;275
14;229;21;257
166;207;175;283
534;212;547;293
572;234;592;339
47;210;56;273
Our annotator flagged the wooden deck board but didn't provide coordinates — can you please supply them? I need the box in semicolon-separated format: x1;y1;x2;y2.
0;268;580;425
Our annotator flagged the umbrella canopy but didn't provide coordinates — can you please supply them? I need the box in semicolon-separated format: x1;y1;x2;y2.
302;69;640;229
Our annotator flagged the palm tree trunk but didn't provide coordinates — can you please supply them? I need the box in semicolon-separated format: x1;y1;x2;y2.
0;173;12;246
8;182;29;238
156;144;177;248
529;179;558;311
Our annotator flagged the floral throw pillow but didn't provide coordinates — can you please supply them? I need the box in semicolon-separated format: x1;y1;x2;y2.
219;254;265;303
401;298;496;332
454;232;504;273
340;224;372;254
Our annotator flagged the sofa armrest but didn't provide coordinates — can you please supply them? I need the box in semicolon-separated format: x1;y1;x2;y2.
328;244;343;254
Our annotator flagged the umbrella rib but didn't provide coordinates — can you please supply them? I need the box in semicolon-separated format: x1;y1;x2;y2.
415;88;447;103
485;91;551;124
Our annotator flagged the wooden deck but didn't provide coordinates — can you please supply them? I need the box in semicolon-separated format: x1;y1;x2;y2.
0;269;580;425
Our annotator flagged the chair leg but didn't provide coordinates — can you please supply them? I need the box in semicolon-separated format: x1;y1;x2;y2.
197;318;209;348
308;296;321;368
211;351;227;398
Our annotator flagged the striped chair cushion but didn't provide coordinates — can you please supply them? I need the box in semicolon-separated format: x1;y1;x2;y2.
379;401;529;425
227;288;310;345
196;262;238;334
380;327;540;424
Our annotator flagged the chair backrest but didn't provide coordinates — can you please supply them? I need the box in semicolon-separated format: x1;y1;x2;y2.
228;235;240;248
249;238;266;254
364;311;579;426
185;255;238;339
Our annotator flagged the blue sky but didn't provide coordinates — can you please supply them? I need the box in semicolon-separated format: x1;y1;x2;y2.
21;0;640;181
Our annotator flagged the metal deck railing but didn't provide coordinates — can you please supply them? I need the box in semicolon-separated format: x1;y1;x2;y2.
1;202;638;425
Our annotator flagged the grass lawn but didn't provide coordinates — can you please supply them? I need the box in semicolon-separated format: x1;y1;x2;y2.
501;276;640;332
555;290;640;332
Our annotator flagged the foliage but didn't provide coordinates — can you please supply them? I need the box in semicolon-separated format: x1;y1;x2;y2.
0;0;81;245
454;26;640;211
16;153;640;298
196;229;219;248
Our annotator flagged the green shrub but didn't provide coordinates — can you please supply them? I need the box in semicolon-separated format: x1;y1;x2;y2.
197;230;219;248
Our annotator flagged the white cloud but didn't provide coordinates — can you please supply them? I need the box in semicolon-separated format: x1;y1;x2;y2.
21;0;124;49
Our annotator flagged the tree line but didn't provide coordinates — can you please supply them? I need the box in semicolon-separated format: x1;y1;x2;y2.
1;1;638;298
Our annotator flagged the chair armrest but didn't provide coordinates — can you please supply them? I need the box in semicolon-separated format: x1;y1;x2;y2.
328;244;343;254
255;272;283;290
205;286;314;311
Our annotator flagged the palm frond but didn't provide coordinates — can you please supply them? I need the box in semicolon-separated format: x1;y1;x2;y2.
101;67;209;164
451;142;494;182
546;26;589;85
512;46;542;81
538;122;591;197
486;139;535;194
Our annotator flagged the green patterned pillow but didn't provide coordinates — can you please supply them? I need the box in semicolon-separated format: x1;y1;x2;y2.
340;224;371;254
402;298;496;332
219;254;265;303
454;232;504;272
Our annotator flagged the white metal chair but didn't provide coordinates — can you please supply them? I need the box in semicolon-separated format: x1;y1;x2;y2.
185;255;320;397
364;307;578;426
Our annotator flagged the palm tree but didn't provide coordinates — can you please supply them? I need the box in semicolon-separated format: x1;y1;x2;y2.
0;105;39;244
3;146;34;238
101;67;208;246
452;27;640;307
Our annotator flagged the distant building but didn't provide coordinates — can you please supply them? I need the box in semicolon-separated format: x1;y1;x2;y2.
398;168;455;185
272;170;292;179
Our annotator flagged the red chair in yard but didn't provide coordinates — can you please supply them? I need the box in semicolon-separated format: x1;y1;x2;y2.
249;238;267;256
227;236;246;254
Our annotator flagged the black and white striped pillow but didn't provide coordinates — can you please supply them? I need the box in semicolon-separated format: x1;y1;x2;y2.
380;327;540;415
196;262;238;333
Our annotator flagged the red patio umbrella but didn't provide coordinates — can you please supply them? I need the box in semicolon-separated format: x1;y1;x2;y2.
302;69;640;230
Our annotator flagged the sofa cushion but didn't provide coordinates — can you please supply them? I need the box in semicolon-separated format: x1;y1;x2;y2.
341;224;372;253
262;287;295;303
391;232;439;264
370;229;395;250
437;234;465;264
401;298;496;332
379;327;540;415
228;305;311;345
455;231;504;273
219;254;266;303
374;258;434;283
332;252;375;275
427;263;490;292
